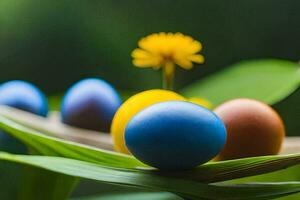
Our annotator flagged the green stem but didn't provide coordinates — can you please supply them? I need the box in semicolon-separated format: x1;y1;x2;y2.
162;62;175;91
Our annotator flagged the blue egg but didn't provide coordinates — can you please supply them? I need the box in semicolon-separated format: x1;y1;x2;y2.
61;78;122;132
0;80;49;153
125;101;227;170
0;80;48;116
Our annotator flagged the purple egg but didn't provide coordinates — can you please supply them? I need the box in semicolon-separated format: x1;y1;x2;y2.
61;78;122;132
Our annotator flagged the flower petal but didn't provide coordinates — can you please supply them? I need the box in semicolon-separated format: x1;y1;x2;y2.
131;32;204;70
174;58;193;69
188;54;205;64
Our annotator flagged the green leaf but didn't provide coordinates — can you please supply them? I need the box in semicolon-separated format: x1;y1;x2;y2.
16;147;79;200
181;59;300;106
18;166;78;200
166;154;300;183
0;161;22;199
1;114;300;183
0;152;300;200
0;114;144;169
226;165;300;184
72;192;183;200
224;165;300;200
1;109;300;199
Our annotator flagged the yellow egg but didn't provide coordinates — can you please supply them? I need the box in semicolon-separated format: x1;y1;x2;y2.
111;89;185;154
189;97;213;109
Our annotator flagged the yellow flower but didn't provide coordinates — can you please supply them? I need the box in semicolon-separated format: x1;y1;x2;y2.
132;32;204;70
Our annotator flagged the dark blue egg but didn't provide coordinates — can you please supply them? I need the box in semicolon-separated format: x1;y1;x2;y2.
125;101;227;170
61;78;122;132
0;80;49;153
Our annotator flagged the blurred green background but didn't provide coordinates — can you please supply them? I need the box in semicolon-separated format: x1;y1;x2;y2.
0;0;299;135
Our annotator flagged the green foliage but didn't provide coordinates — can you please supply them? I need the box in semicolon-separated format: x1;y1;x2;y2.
226;165;300;200
181;59;300;106
1;152;300;200
1;115;300;183
0;114;300;199
18;166;78;200
72;192;183;200
0;161;22;199
0;115;144;168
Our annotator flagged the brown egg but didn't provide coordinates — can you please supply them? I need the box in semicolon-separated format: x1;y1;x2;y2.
214;98;285;160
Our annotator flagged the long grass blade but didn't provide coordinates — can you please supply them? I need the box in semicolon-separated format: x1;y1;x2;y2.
0;152;299;200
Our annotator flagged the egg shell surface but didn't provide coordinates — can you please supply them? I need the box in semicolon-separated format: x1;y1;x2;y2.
214;98;285;160
0;80;49;153
125;101;227;170
61;78;122;132
111;89;185;154
0;80;48;116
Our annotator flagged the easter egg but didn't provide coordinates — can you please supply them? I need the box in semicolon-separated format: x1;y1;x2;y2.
61;78;122;132
0;80;48;153
111;89;185;154
125;101;227;170
214;98;285;161
0;80;48;116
